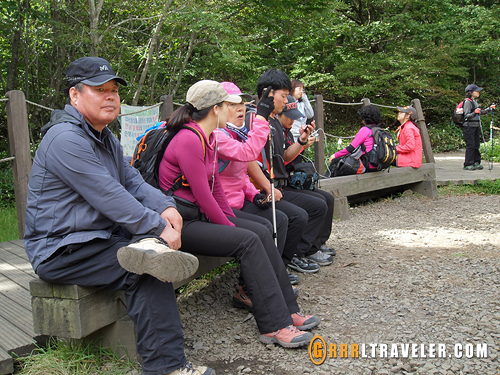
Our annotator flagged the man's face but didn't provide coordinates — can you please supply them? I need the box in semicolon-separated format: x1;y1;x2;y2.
71;80;120;131
226;101;246;127
279;113;294;129
272;89;289;115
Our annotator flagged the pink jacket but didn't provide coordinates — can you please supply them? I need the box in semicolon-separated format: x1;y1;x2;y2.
396;121;422;168
214;117;269;209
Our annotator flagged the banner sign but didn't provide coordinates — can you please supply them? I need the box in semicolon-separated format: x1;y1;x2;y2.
120;104;160;157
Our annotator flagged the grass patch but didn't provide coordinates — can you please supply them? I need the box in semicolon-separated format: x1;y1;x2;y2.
14;339;137;375
438;179;500;197
0;205;19;241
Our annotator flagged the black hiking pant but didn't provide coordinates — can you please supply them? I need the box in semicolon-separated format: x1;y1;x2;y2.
36;235;186;375
462;126;481;167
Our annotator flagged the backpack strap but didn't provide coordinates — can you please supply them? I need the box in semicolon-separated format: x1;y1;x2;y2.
163;124;206;196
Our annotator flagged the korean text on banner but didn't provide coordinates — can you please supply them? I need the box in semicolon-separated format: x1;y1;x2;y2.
120;104;160;157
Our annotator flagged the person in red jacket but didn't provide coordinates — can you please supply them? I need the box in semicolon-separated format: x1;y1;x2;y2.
395;106;422;168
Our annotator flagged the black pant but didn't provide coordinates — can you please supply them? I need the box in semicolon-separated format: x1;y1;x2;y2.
180;215;298;334
240;198;308;265
283;187;334;256
36;236;185;375
462;126;481;167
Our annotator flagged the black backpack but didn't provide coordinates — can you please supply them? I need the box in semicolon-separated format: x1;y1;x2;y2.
452;98;472;127
366;126;397;171
131;123;205;194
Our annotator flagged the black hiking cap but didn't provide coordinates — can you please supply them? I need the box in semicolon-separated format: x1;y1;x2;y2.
65;57;127;92
465;84;482;93
281;95;304;121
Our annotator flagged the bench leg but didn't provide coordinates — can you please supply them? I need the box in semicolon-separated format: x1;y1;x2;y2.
332;190;350;221
410;179;438;199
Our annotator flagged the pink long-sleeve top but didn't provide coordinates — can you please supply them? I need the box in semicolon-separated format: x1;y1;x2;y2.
214;117;270;209
158;121;235;226
334;126;375;168
396;121;422;168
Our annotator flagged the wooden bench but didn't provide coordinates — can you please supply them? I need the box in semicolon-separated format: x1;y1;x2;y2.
319;163;437;220
29;255;233;361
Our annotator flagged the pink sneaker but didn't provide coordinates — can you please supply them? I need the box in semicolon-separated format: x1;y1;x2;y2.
232;286;253;312
291;312;320;330
260;325;313;348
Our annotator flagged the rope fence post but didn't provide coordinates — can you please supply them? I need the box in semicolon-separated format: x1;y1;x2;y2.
314;94;325;175
411;98;435;163
6;90;32;238
159;95;174;121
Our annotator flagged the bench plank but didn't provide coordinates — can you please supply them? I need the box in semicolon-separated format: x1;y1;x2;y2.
0;246;36;278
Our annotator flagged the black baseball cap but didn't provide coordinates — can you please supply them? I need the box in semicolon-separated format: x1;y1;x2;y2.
65;57;127;92
281;95;304;121
465;84;482;93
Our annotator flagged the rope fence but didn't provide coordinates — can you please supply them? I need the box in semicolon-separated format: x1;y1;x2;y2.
0;156;15;164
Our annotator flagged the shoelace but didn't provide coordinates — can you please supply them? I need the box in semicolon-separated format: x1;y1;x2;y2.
178;362;196;374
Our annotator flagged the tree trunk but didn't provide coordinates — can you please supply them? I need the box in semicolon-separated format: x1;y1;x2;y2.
88;0;104;56
132;0;174;105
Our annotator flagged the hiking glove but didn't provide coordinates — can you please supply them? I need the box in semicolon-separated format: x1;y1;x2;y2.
253;193;272;209
257;86;275;120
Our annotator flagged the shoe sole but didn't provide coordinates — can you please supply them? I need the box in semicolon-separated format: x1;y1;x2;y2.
287;264;320;274
232;297;253;312
260;332;313;348
307;259;333;266
117;247;199;283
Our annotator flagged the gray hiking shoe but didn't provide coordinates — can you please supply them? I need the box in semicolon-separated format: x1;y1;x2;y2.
166;362;216;375
117;237;199;283
306;250;333;266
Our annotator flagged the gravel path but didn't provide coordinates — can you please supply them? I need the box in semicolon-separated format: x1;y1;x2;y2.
176;193;500;375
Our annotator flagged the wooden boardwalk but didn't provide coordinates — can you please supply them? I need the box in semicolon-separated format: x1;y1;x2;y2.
0;240;42;375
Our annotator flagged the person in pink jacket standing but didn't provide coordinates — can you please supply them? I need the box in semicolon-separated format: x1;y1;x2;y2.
395;106;422;168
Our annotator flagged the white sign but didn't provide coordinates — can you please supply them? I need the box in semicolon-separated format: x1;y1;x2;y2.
120;104;160;157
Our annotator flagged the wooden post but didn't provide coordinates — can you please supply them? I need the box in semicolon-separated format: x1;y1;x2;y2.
411;98;435;163
5;90;32;238
314;94;325;175
159;95;174;121
361;98;371;106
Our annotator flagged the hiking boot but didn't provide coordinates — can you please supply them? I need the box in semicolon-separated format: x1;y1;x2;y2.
260;325;314;348
306;250;333;266
232;286;253;312
320;244;337;256
474;162;484;170
287;268;300;285
288;256;320;273
291;312;320;330
166;362;216;375
463;165;476;170
117;237;199;283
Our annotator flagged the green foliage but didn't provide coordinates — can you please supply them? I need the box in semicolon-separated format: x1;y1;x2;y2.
480;133;500;163
0;206;18;242
14;339;137;375
438;179;500;196
0;152;15;208
427;122;465;153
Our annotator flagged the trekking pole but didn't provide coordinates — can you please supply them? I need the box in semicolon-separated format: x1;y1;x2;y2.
490;109;495;170
478;114;492;171
267;125;278;247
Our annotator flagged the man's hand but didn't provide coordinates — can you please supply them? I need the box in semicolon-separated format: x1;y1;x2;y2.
159;207;182;249
490;104;496;110
256;86;275;120
475;108;481;114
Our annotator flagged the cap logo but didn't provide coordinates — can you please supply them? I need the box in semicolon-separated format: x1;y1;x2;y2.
286;102;298;111
100;65;109;71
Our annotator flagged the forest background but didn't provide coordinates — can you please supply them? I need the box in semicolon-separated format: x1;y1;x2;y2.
0;0;499;182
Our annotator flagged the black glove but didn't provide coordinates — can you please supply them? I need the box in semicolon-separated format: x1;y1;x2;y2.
256;86;275;120
253;193;272;209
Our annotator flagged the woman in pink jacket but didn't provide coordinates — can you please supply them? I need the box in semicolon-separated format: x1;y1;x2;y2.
395;106;422;168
